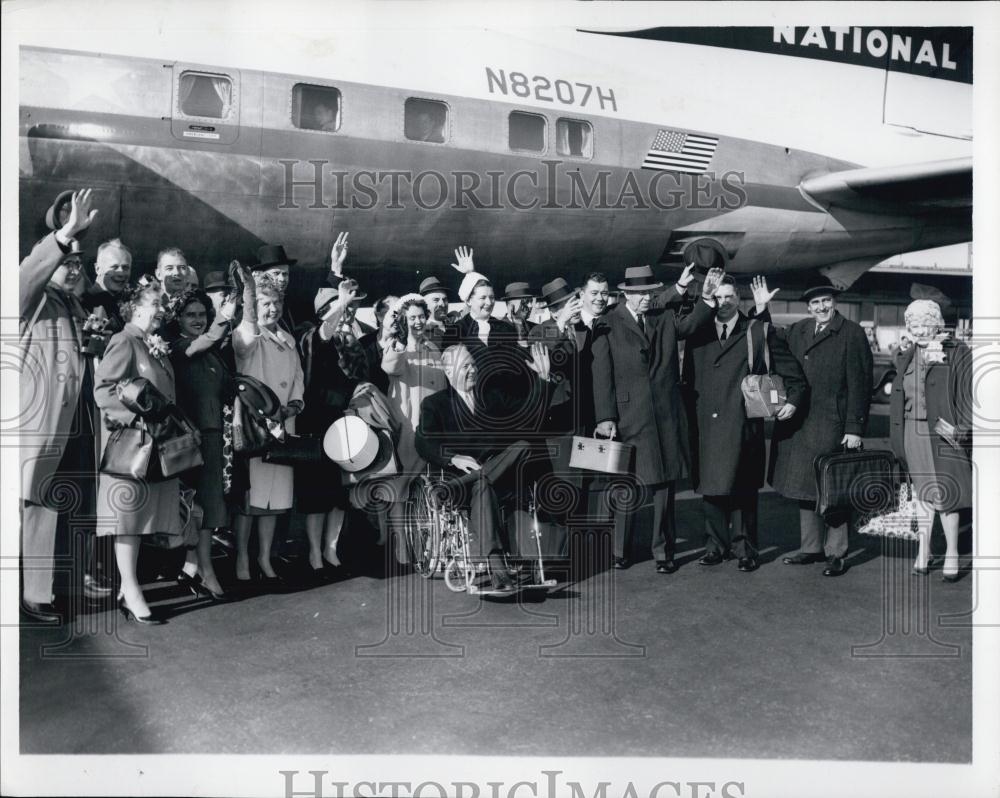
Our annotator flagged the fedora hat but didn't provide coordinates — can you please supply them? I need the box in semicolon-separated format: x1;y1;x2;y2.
328;276;368;303
540;277;575;308
324;415;396;473
203;270;228;292
617;265;663;292
419;276;452;296
502;282;536;301
252;244;297;271
800;278;842;303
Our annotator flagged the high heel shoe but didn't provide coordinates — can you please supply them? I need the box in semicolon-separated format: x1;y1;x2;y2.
118;596;164;625
177;570;212;598
911;564;931;576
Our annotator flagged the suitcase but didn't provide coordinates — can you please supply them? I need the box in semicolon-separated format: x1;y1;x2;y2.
813;446;899;520
568;433;635;475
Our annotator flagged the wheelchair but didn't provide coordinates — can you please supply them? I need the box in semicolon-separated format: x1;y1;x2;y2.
402;472;558;595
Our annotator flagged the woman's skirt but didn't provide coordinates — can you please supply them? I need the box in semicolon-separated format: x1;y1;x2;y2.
903;416;950;512
96;474;181;537
184;430;228;529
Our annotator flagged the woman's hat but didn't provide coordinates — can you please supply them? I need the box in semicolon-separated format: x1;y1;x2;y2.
800;278;842;303
502;282;537;301
252;244;297;271
617;265;663;292
419;276;452;296
540;277;575;308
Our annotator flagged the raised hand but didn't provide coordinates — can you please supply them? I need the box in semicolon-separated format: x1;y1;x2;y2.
450;245;475;274
555;295;583;329
701;267;725;299
677;263;696;289
526;341;551;382
330;231;349;277
337;277;359;307
60;188;99;239
751;276;780;311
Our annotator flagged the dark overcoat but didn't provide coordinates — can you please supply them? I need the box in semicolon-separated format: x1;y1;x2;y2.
528;317;597;435
768;311;874;501
889;340;972;511
682;313;806;496
591;298;714;485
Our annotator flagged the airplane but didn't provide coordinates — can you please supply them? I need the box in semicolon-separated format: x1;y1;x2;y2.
17;23;973;311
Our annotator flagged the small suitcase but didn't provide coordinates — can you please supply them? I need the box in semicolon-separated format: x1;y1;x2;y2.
569;433;635;475
813;446;899;520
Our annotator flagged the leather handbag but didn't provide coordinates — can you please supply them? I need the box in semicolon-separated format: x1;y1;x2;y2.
740;321;786;419
232;375;282;456
262;434;324;467
157;408;204;478
813;444;899;520
100;422;161;481
569;431;634;475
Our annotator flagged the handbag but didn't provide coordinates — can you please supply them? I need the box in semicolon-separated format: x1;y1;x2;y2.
740;321;786;419
859;481;920;539
262;433;324;467
813;444;899;520
157;408;204;478
568;431;634;475
232;374;282;456
100;421;161;481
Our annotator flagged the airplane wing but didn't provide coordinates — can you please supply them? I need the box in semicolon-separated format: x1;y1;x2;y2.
799;157;971;213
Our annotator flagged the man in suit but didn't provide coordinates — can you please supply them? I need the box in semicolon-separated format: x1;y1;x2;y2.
761;278;873;577
155;246;191;305
502;282;538;348
681;276;806;572
418;275;455;345
19;188;100;622
592;264;721;574
415;343;552;594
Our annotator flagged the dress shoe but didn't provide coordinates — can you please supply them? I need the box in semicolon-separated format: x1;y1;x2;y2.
83;573;114;601
177;570;213;598
942;571;961;583
822;557;847;577
737;557;759;572
613;557;630;570
655;559;678;575
911;565;931;577
699;551;725;566
118;597;164;625
21;600;62;624
783;552;826;565
488;572;517;594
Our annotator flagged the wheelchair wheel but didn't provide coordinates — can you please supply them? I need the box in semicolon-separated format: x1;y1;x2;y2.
405;479;439;577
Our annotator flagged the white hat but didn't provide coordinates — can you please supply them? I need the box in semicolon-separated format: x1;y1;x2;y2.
458;271;490;303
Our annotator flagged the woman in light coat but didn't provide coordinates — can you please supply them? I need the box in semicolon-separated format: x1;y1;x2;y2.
231;270;304;585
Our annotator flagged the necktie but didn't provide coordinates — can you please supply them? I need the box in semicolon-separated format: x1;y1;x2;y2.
720;323;729;342
815;323;826;336
637;313;645;335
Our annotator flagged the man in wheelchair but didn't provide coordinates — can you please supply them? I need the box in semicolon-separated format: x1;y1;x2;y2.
415;343;553;594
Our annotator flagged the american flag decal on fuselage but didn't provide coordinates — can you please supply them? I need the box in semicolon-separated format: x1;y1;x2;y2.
641;129;719;173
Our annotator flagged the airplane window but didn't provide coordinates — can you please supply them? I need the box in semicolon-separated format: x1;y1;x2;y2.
509;111;545;152
179;72;233;119
293;84;342;132
404;98;448;143
556;118;593;158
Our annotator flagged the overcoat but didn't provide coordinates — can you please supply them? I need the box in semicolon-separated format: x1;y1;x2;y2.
19;232;100;506
94;323;181;536
682;313;806;496
889;339;972;511
591;298;714;485
768;310;873;501
529;317;597;435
